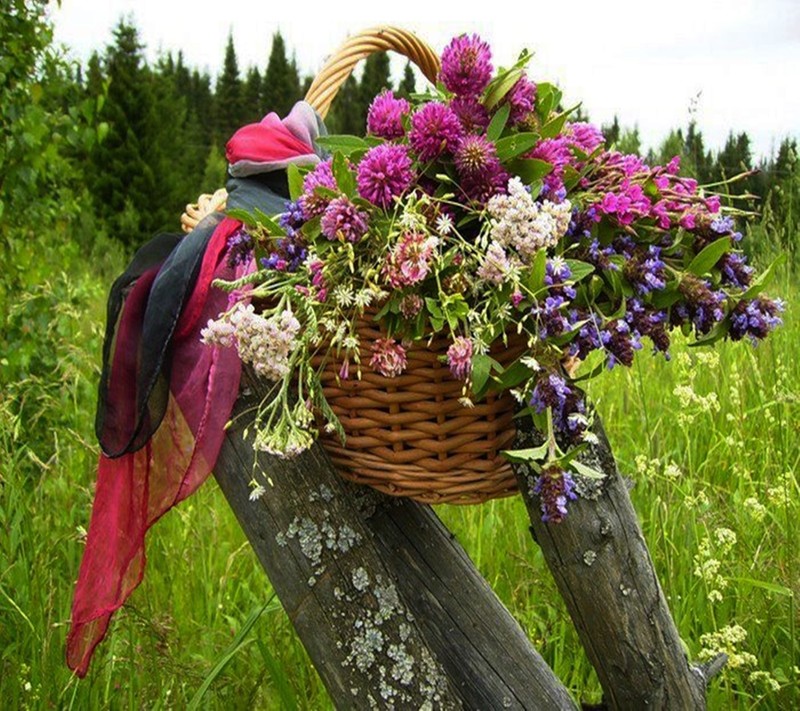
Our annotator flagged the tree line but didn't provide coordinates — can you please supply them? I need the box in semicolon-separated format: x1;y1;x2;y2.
2;5;797;256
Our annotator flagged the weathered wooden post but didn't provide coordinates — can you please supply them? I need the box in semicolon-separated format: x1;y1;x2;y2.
511;417;726;709
215;370;578;709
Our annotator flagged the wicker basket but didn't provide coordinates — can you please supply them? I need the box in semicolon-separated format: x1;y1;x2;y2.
184;27;524;504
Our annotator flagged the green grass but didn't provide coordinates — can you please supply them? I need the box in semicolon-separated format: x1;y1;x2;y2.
0;239;797;709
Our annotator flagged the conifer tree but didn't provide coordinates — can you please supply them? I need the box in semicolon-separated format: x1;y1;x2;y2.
89;20;163;244
243;66;263;123
262;32;301;116
326;74;362;134
397;61;416;98
359;52;392;119
215;33;244;143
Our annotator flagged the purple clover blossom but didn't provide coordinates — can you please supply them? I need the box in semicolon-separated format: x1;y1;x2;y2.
299;160;337;219
226;228;254;268
366;90;410;140
454;134;498;177
439;34;493;97
461;161;509;205
532;295;570;338
533;465;578;523
624;245;667;295
357;144;415;208
408;102;464;161
729;296;784;344
527;136;572;195
600;319;642;369
450;97;490;134
719;252;754;289
506;75;536;125
321;197;370;243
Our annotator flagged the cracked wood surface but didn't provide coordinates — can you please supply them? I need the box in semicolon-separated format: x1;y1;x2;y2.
214;371;577;710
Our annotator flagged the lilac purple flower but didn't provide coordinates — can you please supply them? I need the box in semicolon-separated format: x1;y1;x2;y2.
545;258;577;299
446;336;473;380
366;90;410;140
226;228;254;268
357;144;414;208
408;102;464;161
530;372;587;438
624;245;667;295
533;464;578;523
729;296;784;344
675;276;727;335
719;252;753;289
625;299;670;356
299;160;337;219
461;162;510;205
532;295;570;338
439;34;493;97
321;196;370;243
566;122;605;154
600;319;642;369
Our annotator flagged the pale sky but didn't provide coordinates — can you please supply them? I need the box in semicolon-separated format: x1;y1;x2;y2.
50;0;799;160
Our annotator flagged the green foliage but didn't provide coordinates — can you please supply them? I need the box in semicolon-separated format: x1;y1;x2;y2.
215;33;244;143
262;32;302;119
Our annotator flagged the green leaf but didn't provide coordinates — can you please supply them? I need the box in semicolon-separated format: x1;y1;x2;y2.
486;104;511;142
483;68;524;110
508;158;553;185
471;353;494;395
689;316;730;347
254;208;287;237
527;248;548;293
315;134;369;155
495;132;541;162
740;253;785;299
225;208;257;228
731;577;794;598
501;442;549;463
687;236;732;276
287;163;304;201
564;259;595;283
569;459;606;480
188;596;277;710
540;103;581;139
495;360;533;390
332;151;356;197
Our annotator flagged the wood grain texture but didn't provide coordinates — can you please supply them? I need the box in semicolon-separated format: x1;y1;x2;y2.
511;418;722;710
214;371;577;710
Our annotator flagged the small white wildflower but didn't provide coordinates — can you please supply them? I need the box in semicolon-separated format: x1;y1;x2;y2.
743;497;767;521
664;462;682;479
249;482;267;501
582;430;599;445
435;213;454;235
343;334;360;350
334;283;355;307
458;397;475;408
520;356;541;371
354;289;374;308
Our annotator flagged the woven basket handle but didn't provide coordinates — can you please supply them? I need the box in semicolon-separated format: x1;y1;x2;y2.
305;25;440;118
180;26;439;232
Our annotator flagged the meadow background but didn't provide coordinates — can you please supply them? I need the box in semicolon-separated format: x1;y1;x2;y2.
1;2;798;708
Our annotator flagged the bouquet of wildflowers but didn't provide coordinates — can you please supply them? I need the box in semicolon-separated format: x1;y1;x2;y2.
202;34;782;521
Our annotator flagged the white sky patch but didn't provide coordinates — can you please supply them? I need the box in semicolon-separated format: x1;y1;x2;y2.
50;0;799;159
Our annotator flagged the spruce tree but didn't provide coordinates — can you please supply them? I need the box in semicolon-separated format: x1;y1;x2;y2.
326;74;362;134
262;32;301;116
89;20;162;245
397;61;416;99
243;66;263;123
359;52;392;122
215;33;244;143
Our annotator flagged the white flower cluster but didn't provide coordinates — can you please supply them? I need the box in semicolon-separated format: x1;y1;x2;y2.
487;177;572;262
201;303;301;382
477;240;515;284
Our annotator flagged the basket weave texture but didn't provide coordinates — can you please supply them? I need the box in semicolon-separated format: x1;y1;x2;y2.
184;27;524;503
315;319;524;504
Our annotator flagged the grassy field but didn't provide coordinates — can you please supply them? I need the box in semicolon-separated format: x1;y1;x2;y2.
0;235;797;709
